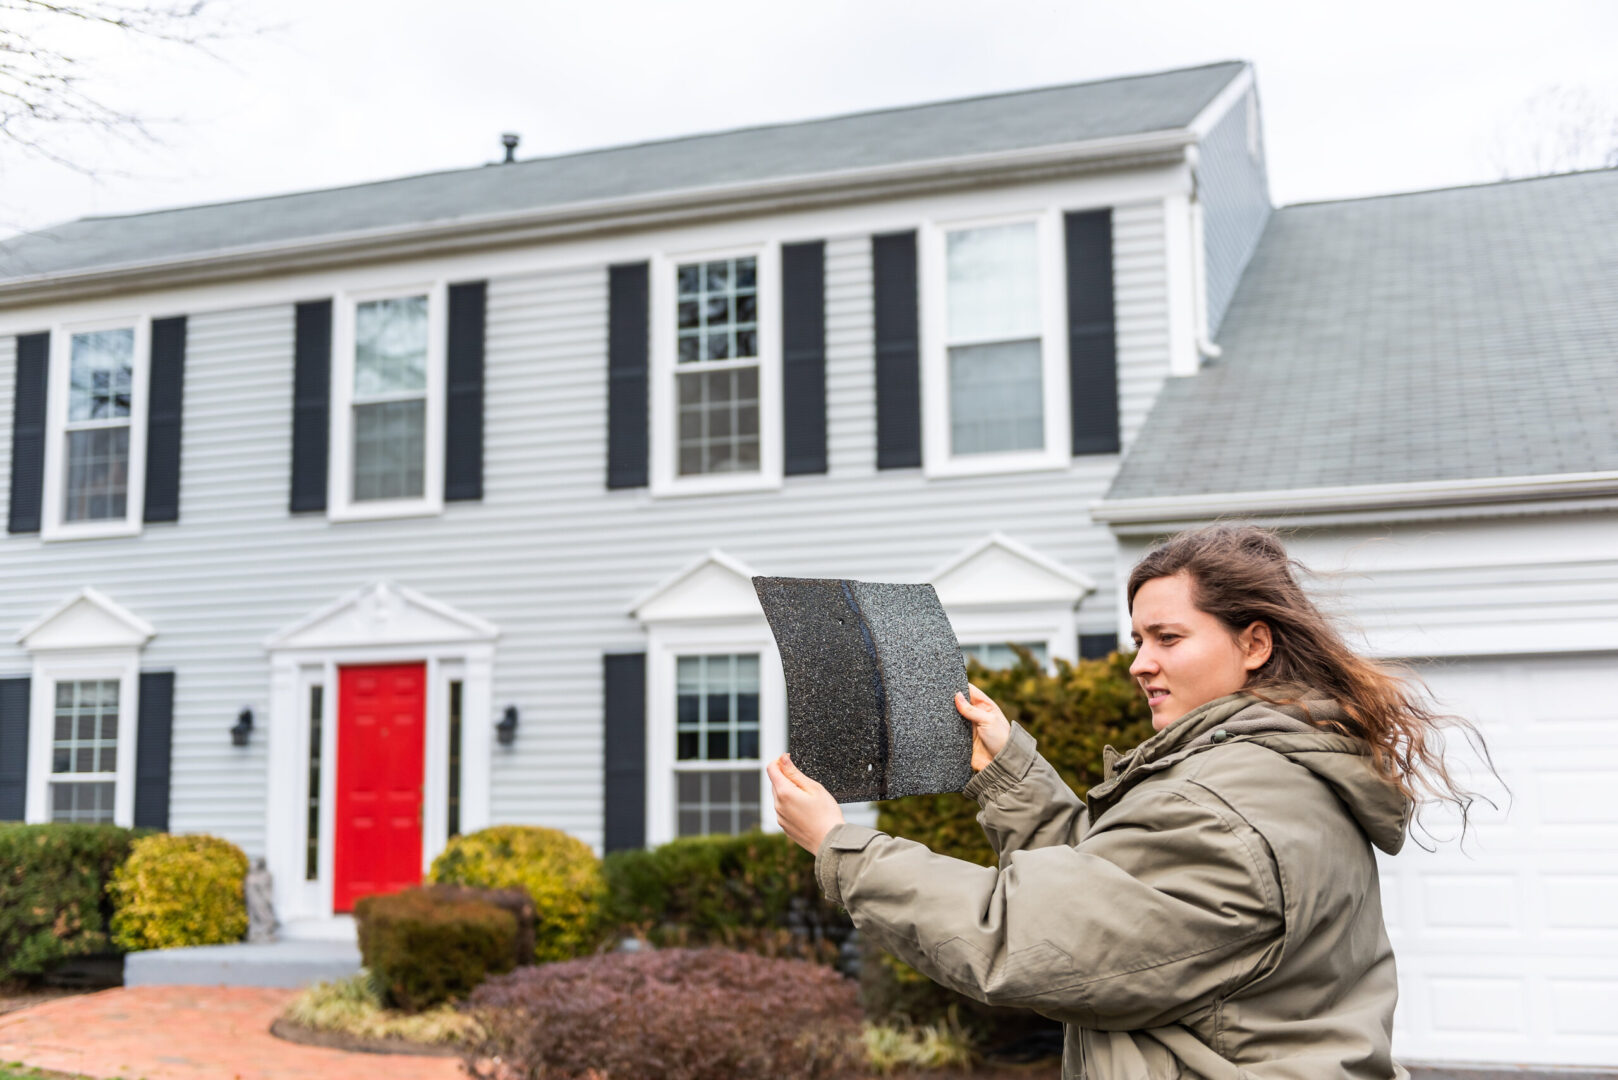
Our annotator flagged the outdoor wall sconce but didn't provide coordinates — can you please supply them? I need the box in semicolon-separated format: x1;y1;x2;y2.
497;705;519;747
231;707;254;748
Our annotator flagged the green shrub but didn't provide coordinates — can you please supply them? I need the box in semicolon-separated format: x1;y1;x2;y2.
355;887;518;1012
281;970;483;1045
108;833;249;951
603;830;851;966
0;823;146;981
878;648;1152;866
867;648;1151;1033
427;825;603;963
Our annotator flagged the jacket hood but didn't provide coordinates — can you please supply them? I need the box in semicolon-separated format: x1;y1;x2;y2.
1096;690;1413;855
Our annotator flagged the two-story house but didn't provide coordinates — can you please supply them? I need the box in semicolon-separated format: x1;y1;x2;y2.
1;59;1614;1068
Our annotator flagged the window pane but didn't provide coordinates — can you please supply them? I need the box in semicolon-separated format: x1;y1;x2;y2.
946;222;1040;343
50;781;116;824
68;329;134;422
63;427;130;522
674;769;762;837
961;641;1050;670
674;652;761;763
949;340;1044;455
353;399;426;501
675;368;761;477
354;296;428;397
53;679;118;776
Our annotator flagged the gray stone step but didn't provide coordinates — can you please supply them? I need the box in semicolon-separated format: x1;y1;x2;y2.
123;940;362;989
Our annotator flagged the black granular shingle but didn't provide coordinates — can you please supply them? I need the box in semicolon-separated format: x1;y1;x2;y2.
754;576;972;802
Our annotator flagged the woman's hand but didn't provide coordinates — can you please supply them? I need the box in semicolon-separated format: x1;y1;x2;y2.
957;683;1011;772
767;753;845;855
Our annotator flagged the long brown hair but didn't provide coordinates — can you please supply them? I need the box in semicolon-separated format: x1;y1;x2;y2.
1126;524;1494;839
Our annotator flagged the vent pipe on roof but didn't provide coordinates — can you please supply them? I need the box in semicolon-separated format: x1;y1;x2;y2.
501;133;519;164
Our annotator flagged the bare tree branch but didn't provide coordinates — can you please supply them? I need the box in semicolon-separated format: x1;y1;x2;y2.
1486;84;1618;181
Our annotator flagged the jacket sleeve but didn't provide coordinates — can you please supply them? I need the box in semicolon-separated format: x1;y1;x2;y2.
961;720;1090;856
814;780;1284;1030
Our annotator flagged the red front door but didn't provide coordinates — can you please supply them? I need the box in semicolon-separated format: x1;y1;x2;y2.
333;663;426;912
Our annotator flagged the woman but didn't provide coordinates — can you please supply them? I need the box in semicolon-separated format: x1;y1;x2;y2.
767;525;1479;1079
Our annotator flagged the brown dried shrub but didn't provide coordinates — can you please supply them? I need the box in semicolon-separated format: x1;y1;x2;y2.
463;947;861;1080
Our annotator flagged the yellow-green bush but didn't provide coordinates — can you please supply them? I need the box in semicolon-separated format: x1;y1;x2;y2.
109;833;249;950
427;825;604;963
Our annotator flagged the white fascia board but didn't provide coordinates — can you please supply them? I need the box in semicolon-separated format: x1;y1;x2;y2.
1091;470;1618;529
1186;63;1255;139
0;129;1197;309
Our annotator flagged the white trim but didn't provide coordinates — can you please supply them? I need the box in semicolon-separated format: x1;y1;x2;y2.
642;621;784;847
1187;63;1256;138
627;549;763;623
15;586;155;650
1091;470;1618;527
327;281;447;522
264;585;497;925
1162;193;1200;377
927;530;1096;601
25;651;141;826
39;316;151;541
918;207;1071;478
954;615;1074;670
0;129;1203;309
648;243;783;497
0;166;1192;336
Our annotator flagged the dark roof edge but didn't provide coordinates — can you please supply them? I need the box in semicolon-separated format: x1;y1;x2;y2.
66;59;1248;229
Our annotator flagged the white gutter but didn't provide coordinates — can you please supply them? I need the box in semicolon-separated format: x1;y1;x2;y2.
1090;470;1618;526
0;127;1198;309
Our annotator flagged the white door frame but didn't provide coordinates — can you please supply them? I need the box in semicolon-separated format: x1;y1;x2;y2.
263;582;497;927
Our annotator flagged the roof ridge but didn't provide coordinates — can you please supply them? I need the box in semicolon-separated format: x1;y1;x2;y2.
1279;165;1618;210
69;59;1248;228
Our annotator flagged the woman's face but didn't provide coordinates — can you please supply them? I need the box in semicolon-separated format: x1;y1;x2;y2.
1128;571;1272;731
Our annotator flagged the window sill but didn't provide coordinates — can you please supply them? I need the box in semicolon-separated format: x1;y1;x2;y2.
922;449;1072;480
649;471;783;499
40;519;143;543
326;497;444;523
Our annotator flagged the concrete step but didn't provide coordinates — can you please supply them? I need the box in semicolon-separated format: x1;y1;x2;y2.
124;940;362;989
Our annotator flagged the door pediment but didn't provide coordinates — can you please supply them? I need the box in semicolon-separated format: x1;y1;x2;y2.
265;581;498;651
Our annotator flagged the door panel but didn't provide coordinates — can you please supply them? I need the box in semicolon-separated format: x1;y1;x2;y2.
333;663;426;912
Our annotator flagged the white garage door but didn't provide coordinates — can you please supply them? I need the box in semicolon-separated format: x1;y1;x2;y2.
1379;652;1618;1068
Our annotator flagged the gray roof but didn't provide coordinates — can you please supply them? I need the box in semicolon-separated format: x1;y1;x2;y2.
0;61;1245;285
1104;167;1618;503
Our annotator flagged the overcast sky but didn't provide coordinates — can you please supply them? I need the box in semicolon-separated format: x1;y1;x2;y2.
3;0;1617;239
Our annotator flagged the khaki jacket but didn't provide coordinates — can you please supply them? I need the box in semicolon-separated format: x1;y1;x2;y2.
815;691;1414;1079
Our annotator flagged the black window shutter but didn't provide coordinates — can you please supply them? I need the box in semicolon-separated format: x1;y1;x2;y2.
0;677;28;821
1079;634;1119;660
133;671;174;831
607;264;649;489
602;652;646;853
1065;209;1120;455
445;281;486;502
290;300;332;512
143;317;187;523
781;240;827;476
872;231;921;469
8;332;49;534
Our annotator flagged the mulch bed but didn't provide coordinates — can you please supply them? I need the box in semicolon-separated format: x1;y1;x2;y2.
0;986;92;1019
268;1017;463;1058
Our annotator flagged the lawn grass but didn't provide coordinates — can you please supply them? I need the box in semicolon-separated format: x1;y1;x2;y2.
0;1064;101;1080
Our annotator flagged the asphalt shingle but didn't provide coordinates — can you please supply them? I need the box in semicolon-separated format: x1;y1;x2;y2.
1104;168;1618;500
0;61;1244;284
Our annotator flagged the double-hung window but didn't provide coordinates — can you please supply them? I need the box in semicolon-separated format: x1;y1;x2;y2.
649;245;782;496
329;285;446;520
674;653;762;836
920;212;1068;477
41;319;150;540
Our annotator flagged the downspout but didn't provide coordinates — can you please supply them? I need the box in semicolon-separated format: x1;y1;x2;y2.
1184;146;1223;362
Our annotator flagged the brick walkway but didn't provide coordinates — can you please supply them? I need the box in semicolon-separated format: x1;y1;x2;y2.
0;985;462;1080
